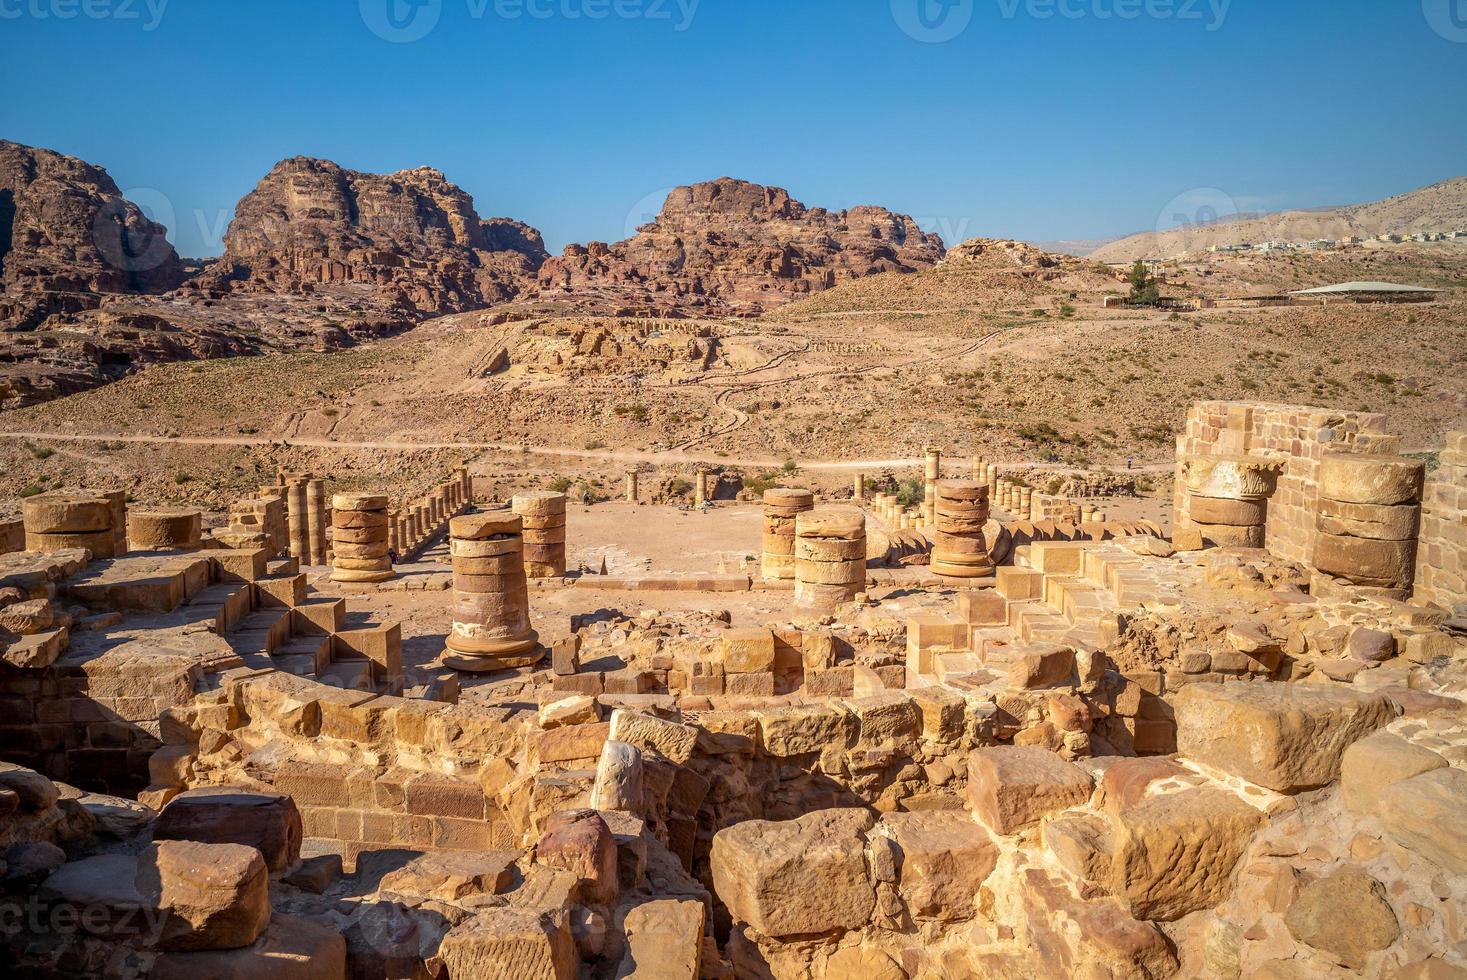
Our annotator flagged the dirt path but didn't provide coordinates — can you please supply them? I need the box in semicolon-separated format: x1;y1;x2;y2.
0;428;1174;474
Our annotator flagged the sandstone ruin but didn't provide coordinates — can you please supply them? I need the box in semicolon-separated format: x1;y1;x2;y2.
0;396;1462;980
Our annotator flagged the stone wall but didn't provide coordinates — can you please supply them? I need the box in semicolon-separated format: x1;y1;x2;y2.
1173;400;1395;565
1415;431;1467;607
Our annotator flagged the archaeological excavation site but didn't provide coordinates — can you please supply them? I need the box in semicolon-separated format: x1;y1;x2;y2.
4;5;1467;975
0;395;1465;979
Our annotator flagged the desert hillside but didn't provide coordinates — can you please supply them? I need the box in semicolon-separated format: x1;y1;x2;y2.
1092;176;1467;261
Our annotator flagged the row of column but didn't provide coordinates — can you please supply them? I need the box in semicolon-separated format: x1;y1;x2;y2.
392;466;472;560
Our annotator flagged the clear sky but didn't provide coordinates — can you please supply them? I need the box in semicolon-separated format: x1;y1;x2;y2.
3;0;1464;257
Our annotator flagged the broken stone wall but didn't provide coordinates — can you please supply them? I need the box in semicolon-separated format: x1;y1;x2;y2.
1414;430;1466;607
1173;400;1394;565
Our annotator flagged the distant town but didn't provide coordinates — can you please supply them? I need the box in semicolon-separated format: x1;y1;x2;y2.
1207;230;1467;254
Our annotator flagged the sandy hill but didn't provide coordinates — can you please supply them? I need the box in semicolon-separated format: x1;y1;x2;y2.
1092;177;1467;261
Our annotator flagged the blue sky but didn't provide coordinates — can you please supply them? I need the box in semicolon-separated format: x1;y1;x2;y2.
3;0;1464;256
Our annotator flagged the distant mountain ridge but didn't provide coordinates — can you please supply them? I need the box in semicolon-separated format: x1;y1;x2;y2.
1090;177;1467;261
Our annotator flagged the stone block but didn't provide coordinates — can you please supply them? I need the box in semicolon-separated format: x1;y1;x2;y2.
967;746;1093;835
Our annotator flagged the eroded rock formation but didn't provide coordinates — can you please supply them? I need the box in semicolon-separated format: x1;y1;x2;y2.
535;177;946;315
202;157;547;314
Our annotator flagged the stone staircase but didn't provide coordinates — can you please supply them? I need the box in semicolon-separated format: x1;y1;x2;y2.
66;547;403;693
906;537;1190;688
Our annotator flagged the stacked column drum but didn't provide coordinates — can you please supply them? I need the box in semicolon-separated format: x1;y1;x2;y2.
1182;456;1279;549
445;512;539;671
513;491;567;579
930;480;994;578
1314;452;1425;594
793;507;867;612
127;508;202;551
761;488;815;580
330;493;394;583
22;493;119;558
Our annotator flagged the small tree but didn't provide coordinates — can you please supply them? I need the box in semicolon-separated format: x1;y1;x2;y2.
1128;260;1160;306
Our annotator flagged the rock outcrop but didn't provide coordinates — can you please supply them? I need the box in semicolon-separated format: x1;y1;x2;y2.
202;157;547;315
535;177;945;315
0;139;183;329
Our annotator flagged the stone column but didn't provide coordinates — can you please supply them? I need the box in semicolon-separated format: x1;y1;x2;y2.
853;472;864;501
761;488;815;580
1312;453;1423;594
986;464;999;502
128;508;202;551
286;478;309;563
626;469;640;503
513;491;567;579
103;490;127;557
793;507;867;613
387;510;401;556
21;492;118;559
444;512;539;672
931;481;993;578
1019;487;1033;521
330;493;393;583
694;468;707;507
1180;455;1284;550
306;479;328;568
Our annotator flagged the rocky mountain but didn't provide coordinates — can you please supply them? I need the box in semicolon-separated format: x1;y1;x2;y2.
201;157;548;314
533;177;946;315
0;139;183;330
1091;177;1467;261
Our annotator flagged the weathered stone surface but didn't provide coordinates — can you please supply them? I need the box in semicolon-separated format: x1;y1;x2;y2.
438;907;577;980
1107;787;1263;921
1173;683;1394;791
880;810;997;921
1377;767;1467;874
590;740;644;814
533;809;618;905
1007;643;1076;689
1347;626;1395;664
1284;868;1399;970
757;702;849;756
134;840;271;951
154;788;303;873
710;808;876;938
1319;453;1425;506
150;914;347;980
378;850;517;902
967;746;1093;835
608;709;698;764
1341;732;1448;816
614;898;705;979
